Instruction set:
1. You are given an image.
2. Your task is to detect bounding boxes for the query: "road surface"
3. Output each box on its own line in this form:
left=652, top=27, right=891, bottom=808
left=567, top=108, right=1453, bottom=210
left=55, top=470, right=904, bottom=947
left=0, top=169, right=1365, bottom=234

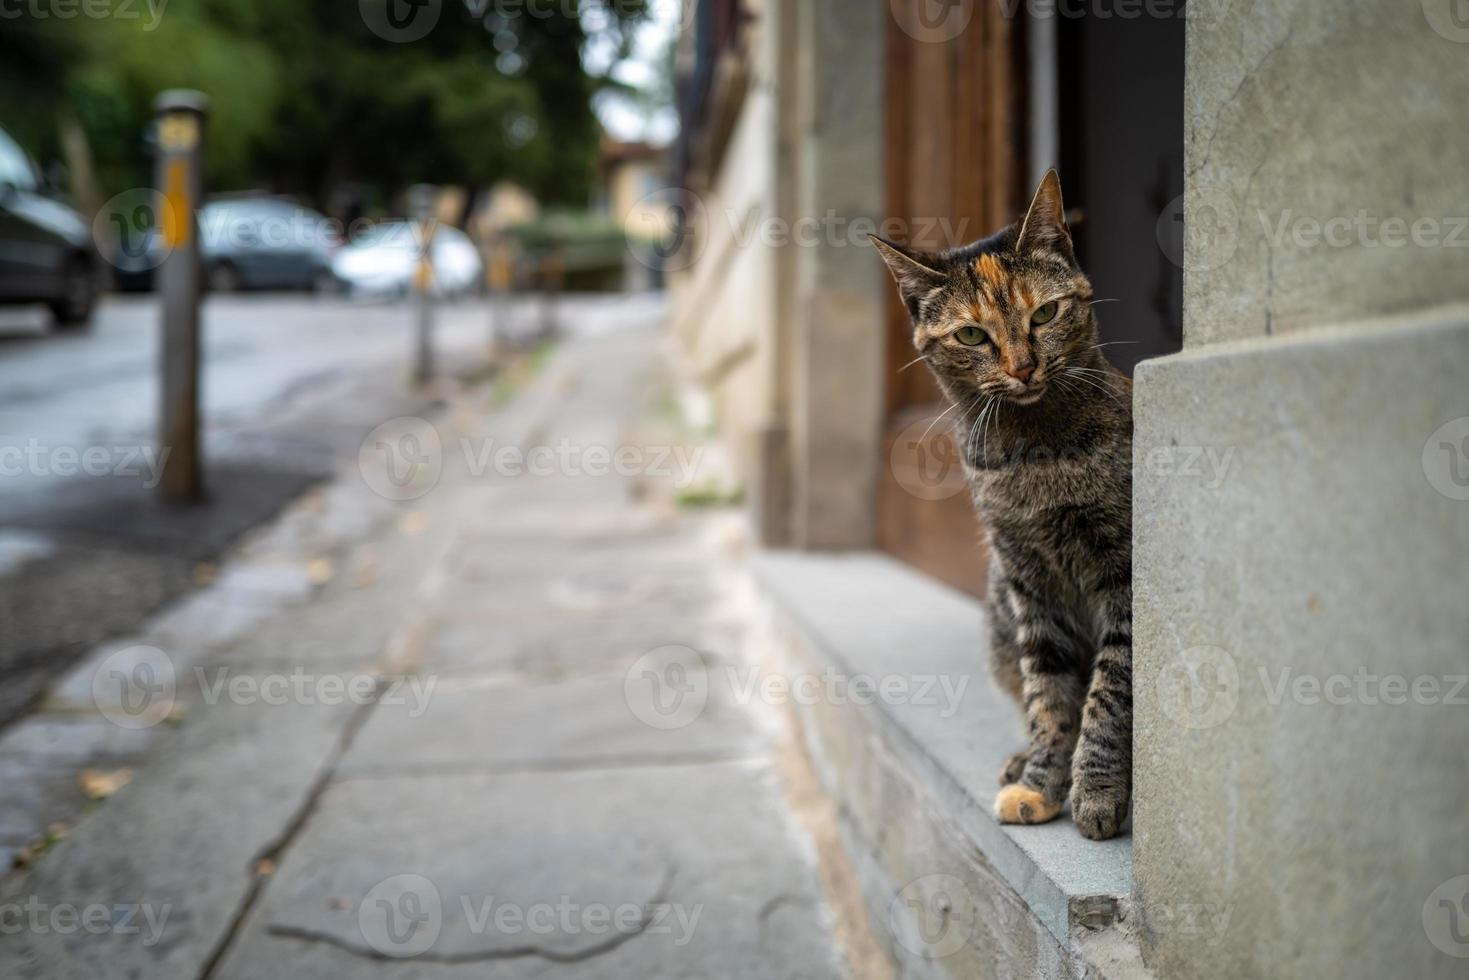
left=0, top=291, right=661, bottom=728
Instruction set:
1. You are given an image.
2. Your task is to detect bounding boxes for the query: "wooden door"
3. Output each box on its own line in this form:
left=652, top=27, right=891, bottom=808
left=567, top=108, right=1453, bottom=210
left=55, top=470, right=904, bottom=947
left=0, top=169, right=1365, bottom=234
left=876, top=0, right=1026, bottom=598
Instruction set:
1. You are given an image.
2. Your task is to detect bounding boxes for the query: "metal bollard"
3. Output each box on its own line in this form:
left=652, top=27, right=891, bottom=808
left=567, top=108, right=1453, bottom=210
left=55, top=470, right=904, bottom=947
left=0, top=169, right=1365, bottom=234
left=487, top=237, right=512, bottom=355
left=154, top=90, right=208, bottom=502
left=538, top=248, right=564, bottom=342
left=408, top=183, right=437, bottom=385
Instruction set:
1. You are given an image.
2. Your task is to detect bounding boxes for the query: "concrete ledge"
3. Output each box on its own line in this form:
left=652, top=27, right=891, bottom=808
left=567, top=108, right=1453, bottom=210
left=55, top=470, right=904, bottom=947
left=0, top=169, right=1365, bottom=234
left=754, top=552, right=1140, bottom=977
left=1132, top=306, right=1469, bottom=980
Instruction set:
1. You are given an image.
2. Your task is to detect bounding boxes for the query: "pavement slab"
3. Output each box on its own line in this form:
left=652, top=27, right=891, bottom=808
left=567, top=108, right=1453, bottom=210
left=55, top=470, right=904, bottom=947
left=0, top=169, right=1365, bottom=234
left=0, top=296, right=861, bottom=980
left=335, top=668, right=763, bottom=779
left=0, top=692, right=363, bottom=980
left=212, top=764, right=843, bottom=980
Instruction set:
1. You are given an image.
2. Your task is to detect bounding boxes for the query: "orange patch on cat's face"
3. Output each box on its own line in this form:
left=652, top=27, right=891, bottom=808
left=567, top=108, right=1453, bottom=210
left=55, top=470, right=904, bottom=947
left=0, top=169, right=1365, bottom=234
left=975, top=253, right=1005, bottom=288
left=1010, top=280, right=1036, bottom=312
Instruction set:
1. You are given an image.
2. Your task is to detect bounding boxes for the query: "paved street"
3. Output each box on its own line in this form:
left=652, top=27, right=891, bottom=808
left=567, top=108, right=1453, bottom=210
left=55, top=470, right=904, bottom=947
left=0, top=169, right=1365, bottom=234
left=0, top=298, right=870, bottom=978
left=0, top=293, right=556, bottom=726
left=0, top=293, right=513, bottom=513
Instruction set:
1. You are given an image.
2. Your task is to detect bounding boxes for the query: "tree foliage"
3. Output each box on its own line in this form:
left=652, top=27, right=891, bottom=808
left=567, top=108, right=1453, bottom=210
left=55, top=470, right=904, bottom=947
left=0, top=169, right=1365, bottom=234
left=0, top=0, right=649, bottom=210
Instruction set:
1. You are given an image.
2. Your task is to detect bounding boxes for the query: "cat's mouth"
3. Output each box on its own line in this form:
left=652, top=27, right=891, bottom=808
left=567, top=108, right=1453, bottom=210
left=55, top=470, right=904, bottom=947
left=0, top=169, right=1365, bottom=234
left=1007, top=386, right=1046, bottom=406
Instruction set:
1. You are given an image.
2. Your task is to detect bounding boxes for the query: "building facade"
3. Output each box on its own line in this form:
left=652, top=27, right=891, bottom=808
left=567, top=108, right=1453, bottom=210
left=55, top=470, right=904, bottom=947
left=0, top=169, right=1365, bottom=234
left=672, top=1, right=1469, bottom=976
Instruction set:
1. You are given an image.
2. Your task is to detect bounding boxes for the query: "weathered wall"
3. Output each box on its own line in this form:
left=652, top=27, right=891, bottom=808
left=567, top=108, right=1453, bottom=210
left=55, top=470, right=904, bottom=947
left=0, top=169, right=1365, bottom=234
left=667, top=0, right=886, bottom=549
left=1135, top=1, right=1469, bottom=975
left=666, top=17, right=780, bottom=515
left=1183, top=0, right=1469, bottom=346
left=785, top=0, right=886, bottom=549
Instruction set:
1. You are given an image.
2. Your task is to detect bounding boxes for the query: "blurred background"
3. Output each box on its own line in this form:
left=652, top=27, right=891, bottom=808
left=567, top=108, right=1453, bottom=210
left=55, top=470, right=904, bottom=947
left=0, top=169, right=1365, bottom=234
left=0, top=0, right=679, bottom=310
left=1, top=2, right=1467, bottom=978
left=0, top=0, right=683, bottom=724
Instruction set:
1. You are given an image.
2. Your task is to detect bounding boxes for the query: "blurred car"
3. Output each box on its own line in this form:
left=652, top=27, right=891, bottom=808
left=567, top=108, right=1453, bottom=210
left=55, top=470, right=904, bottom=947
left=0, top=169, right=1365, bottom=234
left=330, top=222, right=483, bottom=299
left=112, top=195, right=339, bottom=293
left=0, top=126, right=99, bottom=327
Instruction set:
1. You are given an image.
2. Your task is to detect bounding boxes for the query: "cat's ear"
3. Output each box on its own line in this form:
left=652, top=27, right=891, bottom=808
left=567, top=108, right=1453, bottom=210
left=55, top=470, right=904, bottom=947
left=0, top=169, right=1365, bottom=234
left=1016, top=168, right=1075, bottom=263
left=869, top=235, right=946, bottom=314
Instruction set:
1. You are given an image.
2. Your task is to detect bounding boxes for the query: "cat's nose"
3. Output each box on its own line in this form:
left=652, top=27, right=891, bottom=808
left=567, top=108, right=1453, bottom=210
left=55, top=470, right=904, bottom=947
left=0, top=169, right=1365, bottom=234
left=1005, top=359, right=1036, bottom=383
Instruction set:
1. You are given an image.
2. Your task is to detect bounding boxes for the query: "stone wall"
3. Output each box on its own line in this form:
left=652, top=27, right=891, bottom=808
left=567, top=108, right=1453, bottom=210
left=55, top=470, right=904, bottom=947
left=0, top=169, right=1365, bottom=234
left=1182, top=0, right=1469, bottom=346
left=1133, top=1, right=1469, bottom=975
left=667, top=0, right=886, bottom=550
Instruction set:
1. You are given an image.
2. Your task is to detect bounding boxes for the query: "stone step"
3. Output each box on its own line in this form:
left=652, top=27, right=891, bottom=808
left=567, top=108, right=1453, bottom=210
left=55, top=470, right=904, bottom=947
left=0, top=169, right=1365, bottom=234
left=755, top=551, right=1146, bottom=979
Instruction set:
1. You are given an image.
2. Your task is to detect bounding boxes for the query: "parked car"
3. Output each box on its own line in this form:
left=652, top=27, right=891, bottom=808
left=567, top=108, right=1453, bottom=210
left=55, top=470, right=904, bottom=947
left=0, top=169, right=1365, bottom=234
left=112, top=194, right=339, bottom=293
left=0, top=126, right=99, bottom=327
left=330, top=222, right=483, bottom=299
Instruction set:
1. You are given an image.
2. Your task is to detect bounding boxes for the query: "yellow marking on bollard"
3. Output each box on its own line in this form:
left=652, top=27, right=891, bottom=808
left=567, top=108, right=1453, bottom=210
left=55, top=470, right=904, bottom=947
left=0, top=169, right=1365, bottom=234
left=158, top=112, right=199, bottom=152
left=489, top=245, right=513, bottom=290
left=161, top=158, right=191, bottom=248
left=414, top=256, right=433, bottom=292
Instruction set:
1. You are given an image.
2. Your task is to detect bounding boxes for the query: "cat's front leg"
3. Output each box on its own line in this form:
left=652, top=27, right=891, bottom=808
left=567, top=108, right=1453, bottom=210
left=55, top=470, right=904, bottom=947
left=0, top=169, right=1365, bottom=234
left=993, top=613, right=1086, bottom=826
left=1070, top=586, right=1133, bottom=840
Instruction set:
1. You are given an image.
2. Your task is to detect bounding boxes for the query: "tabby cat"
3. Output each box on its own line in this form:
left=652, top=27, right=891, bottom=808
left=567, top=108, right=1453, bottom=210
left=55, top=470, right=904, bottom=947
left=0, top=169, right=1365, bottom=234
left=871, top=170, right=1132, bottom=840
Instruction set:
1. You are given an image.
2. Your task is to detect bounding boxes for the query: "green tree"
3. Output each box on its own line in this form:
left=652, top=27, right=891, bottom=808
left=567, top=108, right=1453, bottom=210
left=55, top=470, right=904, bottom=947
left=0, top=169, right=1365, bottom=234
left=0, top=0, right=650, bottom=212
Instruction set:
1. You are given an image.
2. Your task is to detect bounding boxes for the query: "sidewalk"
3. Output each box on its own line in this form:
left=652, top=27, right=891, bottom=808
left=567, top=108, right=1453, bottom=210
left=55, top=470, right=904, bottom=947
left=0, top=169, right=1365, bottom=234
left=0, top=298, right=873, bottom=979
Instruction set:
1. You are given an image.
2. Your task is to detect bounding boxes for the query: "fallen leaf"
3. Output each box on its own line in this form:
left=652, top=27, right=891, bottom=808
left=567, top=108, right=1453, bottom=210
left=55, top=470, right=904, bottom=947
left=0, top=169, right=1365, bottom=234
left=78, top=768, right=134, bottom=800
left=398, top=511, right=428, bottom=535
left=307, top=558, right=335, bottom=585
left=328, top=897, right=351, bottom=911
left=256, top=858, right=276, bottom=877
left=352, top=560, right=378, bottom=589
left=193, top=563, right=217, bottom=586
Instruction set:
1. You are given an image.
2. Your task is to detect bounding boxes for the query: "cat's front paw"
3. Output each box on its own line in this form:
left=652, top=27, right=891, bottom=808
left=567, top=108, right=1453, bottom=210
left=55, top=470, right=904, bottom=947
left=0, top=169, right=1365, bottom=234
left=998, top=748, right=1029, bottom=787
left=994, top=785, right=1062, bottom=825
left=1069, top=785, right=1130, bottom=840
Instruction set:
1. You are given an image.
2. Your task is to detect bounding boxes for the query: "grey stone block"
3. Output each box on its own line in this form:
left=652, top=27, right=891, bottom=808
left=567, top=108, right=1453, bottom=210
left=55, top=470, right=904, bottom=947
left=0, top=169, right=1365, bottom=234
left=1183, top=0, right=1469, bottom=346
left=1133, top=309, right=1469, bottom=979
left=754, top=552, right=1139, bottom=977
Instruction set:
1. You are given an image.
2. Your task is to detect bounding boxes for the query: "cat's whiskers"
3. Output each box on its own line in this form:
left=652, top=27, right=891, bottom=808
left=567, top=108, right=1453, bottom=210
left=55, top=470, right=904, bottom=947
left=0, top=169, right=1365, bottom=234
left=1062, top=367, right=1127, bottom=407
left=1089, top=298, right=1121, bottom=305
left=918, top=398, right=964, bottom=443
left=895, top=354, right=927, bottom=373
left=967, top=393, right=1000, bottom=462
left=984, top=397, right=1004, bottom=461
left=965, top=395, right=990, bottom=458
left=1066, top=365, right=1127, bottom=384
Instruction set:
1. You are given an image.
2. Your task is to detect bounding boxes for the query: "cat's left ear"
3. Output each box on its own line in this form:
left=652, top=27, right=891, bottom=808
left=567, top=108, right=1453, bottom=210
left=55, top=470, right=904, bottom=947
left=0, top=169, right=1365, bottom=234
left=869, top=235, right=947, bottom=317
left=1016, top=168, right=1075, bottom=263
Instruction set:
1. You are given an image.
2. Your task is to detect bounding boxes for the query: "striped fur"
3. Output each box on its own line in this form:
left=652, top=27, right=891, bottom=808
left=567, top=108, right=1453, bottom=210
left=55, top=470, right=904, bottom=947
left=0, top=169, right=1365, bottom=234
left=872, top=170, right=1133, bottom=840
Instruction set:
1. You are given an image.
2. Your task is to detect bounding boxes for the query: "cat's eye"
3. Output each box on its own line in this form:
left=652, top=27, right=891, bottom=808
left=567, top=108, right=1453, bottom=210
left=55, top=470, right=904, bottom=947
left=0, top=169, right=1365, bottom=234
left=955, top=325, right=987, bottom=346
left=1030, top=301, right=1059, bottom=326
